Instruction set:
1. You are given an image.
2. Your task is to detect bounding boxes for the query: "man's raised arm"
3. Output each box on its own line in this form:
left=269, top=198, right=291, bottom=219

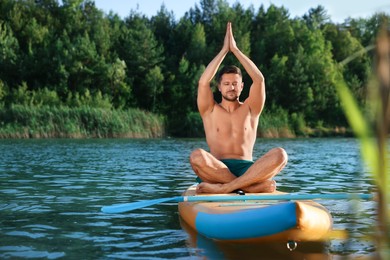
left=197, top=25, right=230, bottom=116
left=228, top=23, right=265, bottom=116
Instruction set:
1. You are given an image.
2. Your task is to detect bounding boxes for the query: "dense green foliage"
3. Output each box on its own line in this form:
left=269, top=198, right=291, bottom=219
left=0, top=0, right=389, bottom=137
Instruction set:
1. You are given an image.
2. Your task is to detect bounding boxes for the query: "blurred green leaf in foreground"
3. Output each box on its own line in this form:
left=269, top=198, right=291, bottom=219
left=336, top=23, right=390, bottom=259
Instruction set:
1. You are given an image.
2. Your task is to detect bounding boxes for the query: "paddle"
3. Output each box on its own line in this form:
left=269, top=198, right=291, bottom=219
left=101, top=193, right=374, bottom=214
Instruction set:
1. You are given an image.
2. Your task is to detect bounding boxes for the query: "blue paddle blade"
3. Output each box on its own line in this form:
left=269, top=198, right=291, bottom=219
left=101, top=197, right=179, bottom=214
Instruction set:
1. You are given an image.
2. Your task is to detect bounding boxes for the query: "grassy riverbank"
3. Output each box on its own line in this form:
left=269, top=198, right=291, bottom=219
left=0, top=105, right=165, bottom=138
left=258, top=109, right=351, bottom=138
left=0, top=105, right=351, bottom=139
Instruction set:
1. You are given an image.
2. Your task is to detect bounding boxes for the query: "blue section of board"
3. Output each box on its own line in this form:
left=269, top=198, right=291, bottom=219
left=195, top=201, right=297, bottom=240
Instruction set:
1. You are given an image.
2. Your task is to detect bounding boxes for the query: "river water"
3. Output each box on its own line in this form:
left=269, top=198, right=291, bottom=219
left=0, top=138, right=377, bottom=259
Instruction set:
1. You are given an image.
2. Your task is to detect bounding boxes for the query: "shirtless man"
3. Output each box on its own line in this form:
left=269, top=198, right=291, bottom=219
left=190, top=22, right=288, bottom=194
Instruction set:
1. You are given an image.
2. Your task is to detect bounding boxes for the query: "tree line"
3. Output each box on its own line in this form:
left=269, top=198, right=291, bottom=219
left=0, top=0, right=389, bottom=137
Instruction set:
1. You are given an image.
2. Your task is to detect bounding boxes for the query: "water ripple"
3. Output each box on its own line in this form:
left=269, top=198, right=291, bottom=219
left=0, top=138, right=377, bottom=258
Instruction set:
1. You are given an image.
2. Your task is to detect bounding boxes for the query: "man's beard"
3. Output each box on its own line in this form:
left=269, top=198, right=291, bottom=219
left=222, top=91, right=239, bottom=102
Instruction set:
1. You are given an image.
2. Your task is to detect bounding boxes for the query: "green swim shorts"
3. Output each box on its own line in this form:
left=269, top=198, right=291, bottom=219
left=196, top=158, right=254, bottom=183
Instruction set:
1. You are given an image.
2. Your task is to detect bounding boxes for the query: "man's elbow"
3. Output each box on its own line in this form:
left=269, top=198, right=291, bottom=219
left=252, top=74, right=264, bottom=86
left=257, top=73, right=265, bottom=83
left=198, top=78, right=210, bottom=87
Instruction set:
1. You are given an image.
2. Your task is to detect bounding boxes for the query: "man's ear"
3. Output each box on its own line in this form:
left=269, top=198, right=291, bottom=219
left=241, top=82, right=244, bottom=90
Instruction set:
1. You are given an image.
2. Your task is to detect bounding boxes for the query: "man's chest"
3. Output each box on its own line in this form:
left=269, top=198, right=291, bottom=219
left=205, top=108, right=257, bottom=136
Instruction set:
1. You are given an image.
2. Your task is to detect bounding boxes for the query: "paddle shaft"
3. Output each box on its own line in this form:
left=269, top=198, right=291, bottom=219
left=181, top=193, right=373, bottom=202
left=101, top=193, right=374, bottom=214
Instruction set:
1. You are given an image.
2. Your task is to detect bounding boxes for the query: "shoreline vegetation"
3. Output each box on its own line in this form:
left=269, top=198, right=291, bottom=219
left=0, top=1, right=387, bottom=140
left=0, top=105, right=164, bottom=139
left=0, top=1, right=383, bottom=139
left=0, top=105, right=351, bottom=139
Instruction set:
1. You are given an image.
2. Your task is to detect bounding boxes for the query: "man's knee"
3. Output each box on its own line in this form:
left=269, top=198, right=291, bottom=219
left=271, top=147, right=288, bottom=166
left=190, top=148, right=207, bottom=167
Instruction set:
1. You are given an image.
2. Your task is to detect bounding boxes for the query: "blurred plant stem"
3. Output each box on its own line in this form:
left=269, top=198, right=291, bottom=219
left=336, top=23, right=389, bottom=259
left=374, top=25, right=390, bottom=258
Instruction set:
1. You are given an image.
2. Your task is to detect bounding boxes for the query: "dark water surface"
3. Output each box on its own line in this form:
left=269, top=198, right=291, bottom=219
left=0, top=138, right=376, bottom=259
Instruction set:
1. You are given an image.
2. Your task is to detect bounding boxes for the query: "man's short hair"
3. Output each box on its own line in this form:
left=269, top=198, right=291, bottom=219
left=217, top=65, right=242, bottom=84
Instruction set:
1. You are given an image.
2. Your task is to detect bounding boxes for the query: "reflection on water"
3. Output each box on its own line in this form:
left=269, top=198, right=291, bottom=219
left=181, top=217, right=331, bottom=259
left=0, top=138, right=376, bottom=258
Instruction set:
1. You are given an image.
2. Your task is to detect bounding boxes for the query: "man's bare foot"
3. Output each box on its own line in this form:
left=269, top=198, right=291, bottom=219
left=242, top=179, right=277, bottom=193
left=196, top=183, right=227, bottom=194
left=196, top=180, right=277, bottom=194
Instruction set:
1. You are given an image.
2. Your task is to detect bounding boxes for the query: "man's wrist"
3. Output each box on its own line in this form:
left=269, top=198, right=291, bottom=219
left=231, top=48, right=240, bottom=55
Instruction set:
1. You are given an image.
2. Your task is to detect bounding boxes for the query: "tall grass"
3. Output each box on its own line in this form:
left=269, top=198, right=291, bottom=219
left=258, top=108, right=295, bottom=138
left=0, top=105, right=165, bottom=138
left=257, top=107, right=344, bottom=138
